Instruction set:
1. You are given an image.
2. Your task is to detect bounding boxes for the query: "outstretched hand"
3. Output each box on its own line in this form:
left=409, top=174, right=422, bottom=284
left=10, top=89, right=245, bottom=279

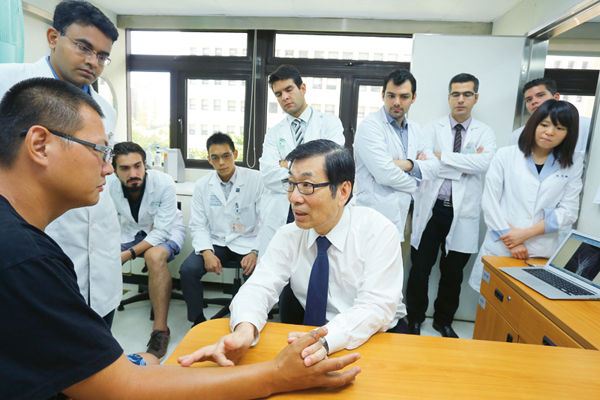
left=178, top=323, right=256, bottom=367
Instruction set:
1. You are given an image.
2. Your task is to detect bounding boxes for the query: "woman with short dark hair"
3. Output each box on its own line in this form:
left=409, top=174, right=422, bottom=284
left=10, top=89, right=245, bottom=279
left=469, top=100, right=583, bottom=292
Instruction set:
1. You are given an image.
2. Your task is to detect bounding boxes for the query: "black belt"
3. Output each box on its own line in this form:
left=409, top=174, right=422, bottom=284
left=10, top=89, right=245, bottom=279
left=436, top=198, right=453, bottom=208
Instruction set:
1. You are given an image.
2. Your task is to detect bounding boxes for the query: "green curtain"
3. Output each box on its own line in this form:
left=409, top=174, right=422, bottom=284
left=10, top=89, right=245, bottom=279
left=0, top=0, right=25, bottom=63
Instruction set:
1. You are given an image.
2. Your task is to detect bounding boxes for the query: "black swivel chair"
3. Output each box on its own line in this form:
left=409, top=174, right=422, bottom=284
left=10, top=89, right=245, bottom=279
left=204, top=260, right=243, bottom=319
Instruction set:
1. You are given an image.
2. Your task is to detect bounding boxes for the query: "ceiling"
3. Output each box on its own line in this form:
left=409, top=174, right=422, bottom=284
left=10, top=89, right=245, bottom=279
left=92, top=0, right=522, bottom=22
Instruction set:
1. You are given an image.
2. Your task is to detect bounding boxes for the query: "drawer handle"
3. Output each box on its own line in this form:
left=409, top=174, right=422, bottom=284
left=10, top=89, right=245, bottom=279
left=494, top=288, right=504, bottom=302
left=542, top=336, right=557, bottom=346
left=506, top=333, right=513, bottom=343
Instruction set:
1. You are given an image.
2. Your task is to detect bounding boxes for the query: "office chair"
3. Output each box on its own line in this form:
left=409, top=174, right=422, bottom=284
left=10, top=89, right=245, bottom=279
left=118, top=261, right=185, bottom=320
left=204, top=259, right=243, bottom=319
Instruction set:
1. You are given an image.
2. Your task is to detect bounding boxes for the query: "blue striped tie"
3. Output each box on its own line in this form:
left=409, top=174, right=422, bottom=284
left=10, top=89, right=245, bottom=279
left=303, top=236, right=332, bottom=326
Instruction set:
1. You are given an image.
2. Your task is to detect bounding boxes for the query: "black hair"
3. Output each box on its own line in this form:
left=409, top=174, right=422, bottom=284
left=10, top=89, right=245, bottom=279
left=206, top=132, right=235, bottom=153
left=523, top=77, right=558, bottom=96
left=268, top=64, right=303, bottom=89
left=0, top=77, right=103, bottom=168
left=112, top=141, right=146, bottom=169
left=382, top=69, right=416, bottom=95
left=518, top=99, right=579, bottom=168
left=449, top=73, right=479, bottom=93
left=286, top=139, right=354, bottom=204
left=54, top=0, right=118, bottom=42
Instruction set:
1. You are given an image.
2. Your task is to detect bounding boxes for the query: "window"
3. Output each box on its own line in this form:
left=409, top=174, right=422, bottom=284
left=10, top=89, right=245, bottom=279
left=186, top=79, right=246, bottom=161
left=130, top=71, right=170, bottom=150
left=128, top=30, right=411, bottom=167
left=130, top=31, right=247, bottom=56
left=275, top=33, right=412, bottom=61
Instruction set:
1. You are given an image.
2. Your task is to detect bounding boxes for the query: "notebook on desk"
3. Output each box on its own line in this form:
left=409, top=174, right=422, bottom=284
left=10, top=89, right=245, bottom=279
left=499, top=230, right=600, bottom=300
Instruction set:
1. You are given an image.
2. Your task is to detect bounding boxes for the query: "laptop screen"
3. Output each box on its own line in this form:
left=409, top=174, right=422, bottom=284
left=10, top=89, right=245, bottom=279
left=550, top=232, right=600, bottom=286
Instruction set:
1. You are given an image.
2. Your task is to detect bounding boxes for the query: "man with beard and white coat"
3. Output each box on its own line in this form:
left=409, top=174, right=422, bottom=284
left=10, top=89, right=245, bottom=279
left=0, top=0, right=122, bottom=326
left=407, top=73, right=496, bottom=338
left=258, top=64, right=344, bottom=255
left=354, top=69, right=437, bottom=247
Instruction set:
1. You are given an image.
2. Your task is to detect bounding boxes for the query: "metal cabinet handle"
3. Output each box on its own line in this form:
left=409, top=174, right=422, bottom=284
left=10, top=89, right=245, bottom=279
left=542, top=335, right=557, bottom=346
left=494, top=288, right=504, bottom=302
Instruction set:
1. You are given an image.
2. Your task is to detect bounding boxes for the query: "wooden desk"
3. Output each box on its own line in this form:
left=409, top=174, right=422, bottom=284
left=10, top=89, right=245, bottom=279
left=166, top=319, right=600, bottom=399
left=474, top=256, right=600, bottom=349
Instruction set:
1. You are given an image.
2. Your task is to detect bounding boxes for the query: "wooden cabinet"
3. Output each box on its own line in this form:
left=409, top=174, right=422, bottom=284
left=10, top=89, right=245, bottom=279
left=474, top=256, right=600, bottom=350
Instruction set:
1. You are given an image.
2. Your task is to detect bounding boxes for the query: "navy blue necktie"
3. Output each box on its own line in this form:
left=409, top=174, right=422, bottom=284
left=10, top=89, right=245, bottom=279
left=303, top=236, right=332, bottom=326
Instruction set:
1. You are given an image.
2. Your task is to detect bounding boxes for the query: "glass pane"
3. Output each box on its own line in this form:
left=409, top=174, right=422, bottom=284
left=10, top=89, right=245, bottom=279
left=130, top=31, right=247, bottom=56
left=130, top=71, right=170, bottom=151
left=357, top=84, right=382, bottom=128
left=275, top=34, right=412, bottom=62
left=266, top=77, right=341, bottom=130
left=561, top=95, right=595, bottom=119
left=186, top=79, right=246, bottom=161
left=546, top=55, right=600, bottom=70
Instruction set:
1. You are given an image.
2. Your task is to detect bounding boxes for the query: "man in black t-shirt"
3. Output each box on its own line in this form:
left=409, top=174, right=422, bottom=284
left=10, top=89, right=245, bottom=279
left=0, top=78, right=360, bottom=399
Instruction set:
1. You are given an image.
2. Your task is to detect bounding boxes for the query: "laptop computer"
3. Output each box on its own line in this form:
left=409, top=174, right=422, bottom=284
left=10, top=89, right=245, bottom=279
left=499, top=230, right=600, bottom=300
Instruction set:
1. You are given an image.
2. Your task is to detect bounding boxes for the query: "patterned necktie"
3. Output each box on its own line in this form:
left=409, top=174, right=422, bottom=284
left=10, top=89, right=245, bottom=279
left=303, top=236, right=332, bottom=326
left=291, top=118, right=304, bottom=146
left=454, top=124, right=463, bottom=153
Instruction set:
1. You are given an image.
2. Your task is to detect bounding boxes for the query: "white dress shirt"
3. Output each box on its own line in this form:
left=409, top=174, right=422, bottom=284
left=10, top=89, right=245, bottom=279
left=230, top=205, right=406, bottom=354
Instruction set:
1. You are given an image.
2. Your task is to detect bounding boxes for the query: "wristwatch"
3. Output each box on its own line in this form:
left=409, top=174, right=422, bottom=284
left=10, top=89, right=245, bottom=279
left=128, top=247, right=136, bottom=260
left=320, top=337, right=329, bottom=354
left=250, top=249, right=259, bottom=256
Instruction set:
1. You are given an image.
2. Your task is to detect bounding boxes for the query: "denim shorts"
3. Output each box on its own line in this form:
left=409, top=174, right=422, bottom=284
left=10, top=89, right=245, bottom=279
left=121, top=231, right=181, bottom=262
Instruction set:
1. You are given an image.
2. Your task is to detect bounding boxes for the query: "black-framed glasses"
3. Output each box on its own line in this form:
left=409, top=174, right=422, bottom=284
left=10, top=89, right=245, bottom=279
left=20, top=128, right=113, bottom=163
left=282, top=178, right=331, bottom=195
left=449, top=91, right=475, bottom=98
left=63, top=35, right=111, bottom=66
left=209, top=152, right=233, bottom=162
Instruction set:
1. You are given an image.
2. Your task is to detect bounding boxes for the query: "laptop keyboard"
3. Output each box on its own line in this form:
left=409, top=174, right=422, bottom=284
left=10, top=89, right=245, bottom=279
left=524, top=269, right=594, bottom=296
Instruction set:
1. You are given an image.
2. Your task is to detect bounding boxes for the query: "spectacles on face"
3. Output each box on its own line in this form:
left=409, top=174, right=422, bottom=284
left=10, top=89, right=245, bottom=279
left=449, top=91, right=475, bottom=98
left=209, top=152, right=233, bottom=162
left=20, top=128, right=114, bottom=163
left=63, top=35, right=111, bottom=66
left=282, top=178, right=331, bottom=195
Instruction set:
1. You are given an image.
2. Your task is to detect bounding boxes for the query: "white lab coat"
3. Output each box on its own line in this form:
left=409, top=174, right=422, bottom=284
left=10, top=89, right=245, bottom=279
left=0, top=57, right=122, bottom=317
left=257, top=106, right=344, bottom=254
left=511, top=116, right=591, bottom=154
left=468, top=145, right=583, bottom=292
left=190, top=167, right=264, bottom=255
left=411, top=117, right=497, bottom=254
left=107, top=169, right=183, bottom=246
left=353, top=107, right=437, bottom=240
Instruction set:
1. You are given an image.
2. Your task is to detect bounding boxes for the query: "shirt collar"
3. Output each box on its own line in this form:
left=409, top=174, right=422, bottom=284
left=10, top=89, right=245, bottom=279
left=46, top=56, right=91, bottom=95
left=306, top=206, right=349, bottom=253
left=218, top=167, right=237, bottom=185
left=286, top=105, right=312, bottom=125
left=384, top=108, right=408, bottom=130
left=450, top=115, right=472, bottom=131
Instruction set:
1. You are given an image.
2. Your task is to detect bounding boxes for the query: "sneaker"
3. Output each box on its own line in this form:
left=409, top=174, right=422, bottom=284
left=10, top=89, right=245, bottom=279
left=146, top=328, right=170, bottom=359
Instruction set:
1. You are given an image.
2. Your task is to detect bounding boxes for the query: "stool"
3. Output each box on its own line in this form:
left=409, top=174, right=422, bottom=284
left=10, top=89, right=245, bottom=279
left=204, top=260, right=243, bottom=319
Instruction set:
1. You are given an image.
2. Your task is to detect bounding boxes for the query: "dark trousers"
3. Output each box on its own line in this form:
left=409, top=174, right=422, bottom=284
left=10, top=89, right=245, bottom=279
left=179, top=245, right=249, bottom=322
left=103, top=309, right=115, bottom=329
left=406, top=200, right=471, bottom=326
left=279, top=283, right=409, bottom=334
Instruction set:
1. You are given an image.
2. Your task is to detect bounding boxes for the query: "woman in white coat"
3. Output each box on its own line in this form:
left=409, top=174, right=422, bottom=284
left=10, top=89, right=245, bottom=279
left=469, top=100, right=583, bottom=292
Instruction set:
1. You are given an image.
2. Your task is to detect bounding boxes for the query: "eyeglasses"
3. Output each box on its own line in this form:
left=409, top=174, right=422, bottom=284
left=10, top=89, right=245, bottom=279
left=449, top=91, right=475, bottom=98
left=20, top=128, right=114, bottom=163
left=209, top=152, right=233, bottom=162
left=282, top=178, right=331, bottom=195
left=63, top=35, right=111, bottom=66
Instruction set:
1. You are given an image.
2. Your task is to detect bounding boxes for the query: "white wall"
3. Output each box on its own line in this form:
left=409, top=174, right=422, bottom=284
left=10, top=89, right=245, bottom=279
left=408, top=34, right=527, bottom=322
left=577, top=103, right=600, bottom=238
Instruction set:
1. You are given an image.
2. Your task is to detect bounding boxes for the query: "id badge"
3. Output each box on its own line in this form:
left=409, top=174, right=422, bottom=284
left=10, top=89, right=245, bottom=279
left=232, top=223, right=246, bottom=233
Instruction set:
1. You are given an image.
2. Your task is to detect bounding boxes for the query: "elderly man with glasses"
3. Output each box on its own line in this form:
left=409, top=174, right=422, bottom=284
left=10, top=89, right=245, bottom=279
left=0, top=0, right=123, bottom=328
left=179, top=132, right=264, bottom=326
left=177, top=139, right=409, bottom=371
